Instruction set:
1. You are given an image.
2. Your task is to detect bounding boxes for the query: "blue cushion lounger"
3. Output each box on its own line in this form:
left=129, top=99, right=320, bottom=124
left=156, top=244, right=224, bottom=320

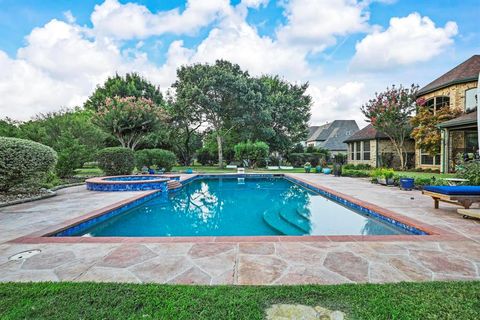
left=423, top=186, right=480, bottom=195
left=422, top=185, right=480, bottom=209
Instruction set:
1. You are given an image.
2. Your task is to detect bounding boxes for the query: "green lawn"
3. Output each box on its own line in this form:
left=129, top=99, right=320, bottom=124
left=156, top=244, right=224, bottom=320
left=394, top=171, right=455, bottom=179
left=0, top=282, right=479, bottom=319
left=172, top=165, right=306, bottom=173
left=74, top=167, right=104, bottom=177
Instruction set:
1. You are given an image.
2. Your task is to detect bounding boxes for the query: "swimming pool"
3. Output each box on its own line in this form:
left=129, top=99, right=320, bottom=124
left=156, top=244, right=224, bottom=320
left=57, top=176, right=423, bottom=237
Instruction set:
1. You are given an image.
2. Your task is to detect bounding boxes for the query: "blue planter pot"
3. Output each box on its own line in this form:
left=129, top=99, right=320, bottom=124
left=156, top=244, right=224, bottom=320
left=315, top=166, right=322, bottom=173
left=399, top=178, right=414, bottom=190
left=304, top=167, right=311, bottom=173
left=322, top=168, right=332, bottom=174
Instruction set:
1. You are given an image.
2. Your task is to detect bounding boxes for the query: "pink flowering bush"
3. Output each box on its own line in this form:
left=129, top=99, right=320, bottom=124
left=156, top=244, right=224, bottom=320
left=94, top=96, right=168, bottom=150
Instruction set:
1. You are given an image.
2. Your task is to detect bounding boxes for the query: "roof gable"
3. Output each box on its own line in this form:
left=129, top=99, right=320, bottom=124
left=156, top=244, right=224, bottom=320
left=307, top=120, right=359, bottom=150
left=418, top=55, right=480, bottom=95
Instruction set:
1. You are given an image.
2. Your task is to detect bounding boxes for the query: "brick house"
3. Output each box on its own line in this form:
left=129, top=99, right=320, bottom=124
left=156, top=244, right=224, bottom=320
left=416, top=55, right=479, bottom=172
left=343, top=124, right=415, bottom=168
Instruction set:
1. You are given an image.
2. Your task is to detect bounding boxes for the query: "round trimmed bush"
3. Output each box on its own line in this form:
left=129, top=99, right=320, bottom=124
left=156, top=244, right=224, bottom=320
left=96, top=147, right=135, bottom=176
left=0, top=137, right=57, bottom=192
left=135, top=149, right=177, bottom=171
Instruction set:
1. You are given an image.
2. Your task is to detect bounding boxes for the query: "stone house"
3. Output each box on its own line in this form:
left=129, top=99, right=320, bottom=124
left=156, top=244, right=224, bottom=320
left=305, top=120, right=359, bottom=155
left=416, top=55, right=479, bottom=172
left=343, top=124, right=416, bottom=168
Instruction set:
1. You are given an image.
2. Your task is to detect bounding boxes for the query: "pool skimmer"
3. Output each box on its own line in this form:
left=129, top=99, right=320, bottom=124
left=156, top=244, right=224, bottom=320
left=9, top=249, right=41, bottom=261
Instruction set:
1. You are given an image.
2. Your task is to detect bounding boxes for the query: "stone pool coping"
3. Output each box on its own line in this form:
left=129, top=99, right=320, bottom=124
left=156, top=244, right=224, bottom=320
left=10, top=173, right=464, bottom=244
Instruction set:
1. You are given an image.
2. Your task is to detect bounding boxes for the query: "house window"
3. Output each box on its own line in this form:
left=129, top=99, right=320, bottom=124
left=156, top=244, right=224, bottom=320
left=355, top=141, right=361, bottom=160
left=363, top=141, right=371, bottom=161
left=420, top=150, right=441, bottom=165
left=425, top=96, right=450, bottom=113
left=349, top=144, right=355, bottom=160
left=465, top=88, right=477, bottom=112
left=465, top=132, right=478, bottom=153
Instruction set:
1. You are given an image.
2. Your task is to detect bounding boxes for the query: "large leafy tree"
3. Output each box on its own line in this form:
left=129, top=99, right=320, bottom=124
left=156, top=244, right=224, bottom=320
left=84, top=73, right=164, bottom=111
left=93, top=96, right=168, bottom=150
left=411, top=102, right=462, bottom=156
left=173, top=60, right=254, bottom=168
left=258, top=75, right=311, bottom=153
left=361, top=84, right=418, bottom=169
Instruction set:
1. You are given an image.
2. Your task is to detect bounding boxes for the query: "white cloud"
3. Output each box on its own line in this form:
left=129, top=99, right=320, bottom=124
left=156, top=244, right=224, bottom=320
left=351, top=12, right=458, bottom=70
left=277, top=0, right=370, bottom=53
left=91, top=0, right=230, bottom=39
left=307, top=81, right=369, bottom=126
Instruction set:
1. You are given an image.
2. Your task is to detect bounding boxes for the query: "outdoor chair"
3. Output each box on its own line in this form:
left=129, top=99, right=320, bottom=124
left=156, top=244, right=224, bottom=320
left=422, top=185, right=480, bottom=209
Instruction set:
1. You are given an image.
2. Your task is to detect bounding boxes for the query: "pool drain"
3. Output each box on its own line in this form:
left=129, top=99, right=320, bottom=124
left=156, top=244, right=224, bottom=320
left=9, top=249, right=41, bottom=261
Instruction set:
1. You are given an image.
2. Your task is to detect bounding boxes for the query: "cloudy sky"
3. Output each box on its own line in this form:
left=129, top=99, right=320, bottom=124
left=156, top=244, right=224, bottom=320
left=0, top=0, right=478, bottom=126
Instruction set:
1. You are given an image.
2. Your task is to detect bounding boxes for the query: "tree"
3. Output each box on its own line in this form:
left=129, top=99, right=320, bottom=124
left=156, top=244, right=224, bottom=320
left=411, top=101, right=462, bottom=156
left=361, top=85, right=418, bottom=169
left=258, top=76, right=311, bottom=153
left=173, top=60, right=253, bottom=168
left=93, top=96, right=168, bottom=150
left=84, top=73, right=164, bottom=111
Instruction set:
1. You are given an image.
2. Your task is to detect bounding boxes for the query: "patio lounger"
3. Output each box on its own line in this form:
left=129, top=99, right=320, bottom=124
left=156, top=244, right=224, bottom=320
left=226, top=165, right=237, bottom=169
left=422, top=186, right=480, bottom=209
left=267, top=166, right=280, bottom=170
left=280, top=166, right=294, bottom=170
left=457, top=208, right=480, bottom=219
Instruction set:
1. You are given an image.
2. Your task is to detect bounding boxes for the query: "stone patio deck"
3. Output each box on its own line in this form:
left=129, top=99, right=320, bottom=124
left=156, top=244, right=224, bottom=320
left=1, top=174, right=479, bottom=284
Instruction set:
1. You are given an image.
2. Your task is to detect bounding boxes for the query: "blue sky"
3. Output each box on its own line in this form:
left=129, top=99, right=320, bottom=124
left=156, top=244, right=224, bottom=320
left=0, top=0, right=478, bottom=125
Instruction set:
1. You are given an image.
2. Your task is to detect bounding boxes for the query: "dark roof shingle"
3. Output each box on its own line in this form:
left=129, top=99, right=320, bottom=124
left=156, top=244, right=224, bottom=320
left=343, top=124, right=389, bottom=142
left=307, top=120, right=359, bottom=151
left=418, top=55, right=480, bottom=95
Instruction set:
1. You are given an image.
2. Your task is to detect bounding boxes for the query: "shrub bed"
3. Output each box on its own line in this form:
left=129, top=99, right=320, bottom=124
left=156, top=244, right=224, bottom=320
left=135, top=149, right=177, bottom=171
left=96, top=147, right=135, bottom=176
left=0, top=137, right=57, bottom=192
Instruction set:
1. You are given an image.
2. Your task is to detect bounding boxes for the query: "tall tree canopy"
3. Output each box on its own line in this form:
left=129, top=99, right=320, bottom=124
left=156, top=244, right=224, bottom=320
left=361, top=84, right=418, bottom=169
left=173, top=60, right=255, bottom=167
left=84, top=73, right=164, bottom=111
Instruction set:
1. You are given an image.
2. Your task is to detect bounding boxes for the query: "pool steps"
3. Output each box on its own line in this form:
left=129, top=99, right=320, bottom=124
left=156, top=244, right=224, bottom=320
left=279, top=210, right=311, bottom=233
left=167, top=180, right=182, bottom=190
left=263, top=209, right=305, bottom=235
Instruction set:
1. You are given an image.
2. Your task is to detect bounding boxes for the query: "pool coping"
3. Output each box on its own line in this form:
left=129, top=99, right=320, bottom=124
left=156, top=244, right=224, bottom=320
left=10, top=173, right=464, bottom=244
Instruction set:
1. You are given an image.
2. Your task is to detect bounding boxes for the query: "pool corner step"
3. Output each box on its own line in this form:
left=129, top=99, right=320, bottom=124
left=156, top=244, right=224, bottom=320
left=263, top=210, right=305, bottom=236
left=279, top=211, right=311, bottom=233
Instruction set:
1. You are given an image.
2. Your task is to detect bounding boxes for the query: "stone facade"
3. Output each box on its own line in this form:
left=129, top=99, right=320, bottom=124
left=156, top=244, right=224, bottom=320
left=415, top=80, right=478, bottom=171
left=347, top=139, right=415, bottom=169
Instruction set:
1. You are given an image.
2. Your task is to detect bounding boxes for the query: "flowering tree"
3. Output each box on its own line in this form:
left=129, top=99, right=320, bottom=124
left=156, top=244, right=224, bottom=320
left=361, top=84, right=418, bottom=169
left=411, top=99, right=462, bottom=156
left=94, top=96, right=168, bottom=150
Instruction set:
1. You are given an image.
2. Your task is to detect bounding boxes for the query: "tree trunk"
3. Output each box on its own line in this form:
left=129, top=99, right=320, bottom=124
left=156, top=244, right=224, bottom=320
left=216, top=134, right=224, bottom=168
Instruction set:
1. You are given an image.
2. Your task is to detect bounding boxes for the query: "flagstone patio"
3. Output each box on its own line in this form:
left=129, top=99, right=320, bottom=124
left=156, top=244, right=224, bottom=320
left=1, top=174, right=479, bottom=284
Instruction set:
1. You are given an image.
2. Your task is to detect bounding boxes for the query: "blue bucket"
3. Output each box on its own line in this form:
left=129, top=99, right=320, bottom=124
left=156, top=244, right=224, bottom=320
left=399, top=178, right=414, bottom=190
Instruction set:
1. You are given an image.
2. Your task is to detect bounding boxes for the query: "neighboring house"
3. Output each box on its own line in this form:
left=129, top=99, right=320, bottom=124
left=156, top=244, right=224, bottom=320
left=305, top=120, right=359, bottom=155
left=343, top=124, right=416, bottom=168
left=416, top=55, right=479, bottom=173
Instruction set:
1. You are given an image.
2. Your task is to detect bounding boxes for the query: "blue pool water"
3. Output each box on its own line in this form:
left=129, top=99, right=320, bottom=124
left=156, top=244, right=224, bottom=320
left=74, top=177, right=411, bottom=237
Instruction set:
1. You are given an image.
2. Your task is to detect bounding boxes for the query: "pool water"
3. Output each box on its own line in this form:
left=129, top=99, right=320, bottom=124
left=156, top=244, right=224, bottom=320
left=76, top=177, right=409, bottom=237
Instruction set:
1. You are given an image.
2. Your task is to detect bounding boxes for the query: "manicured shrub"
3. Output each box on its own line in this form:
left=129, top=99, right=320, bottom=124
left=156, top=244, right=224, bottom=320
left=341, top=169, right=371, bottom=178
left=96, top=147, right=135, bottom=176
left=135, top=149, right=177, bottom=171
left=456, top=160, right=480, bottom=185
left=234, top=141, right=269, bottom=168
left=0, top=137, right=57, bottom=192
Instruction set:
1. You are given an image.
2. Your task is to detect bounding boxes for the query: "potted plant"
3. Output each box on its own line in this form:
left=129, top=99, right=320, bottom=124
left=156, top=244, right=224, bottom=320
left=304, top=162, right=312, bottom=173
left=377, top=168, right=395, bottom=185
left=315, top=165, right=322, bottom=173
left=399, top=177, right=415, bottom=190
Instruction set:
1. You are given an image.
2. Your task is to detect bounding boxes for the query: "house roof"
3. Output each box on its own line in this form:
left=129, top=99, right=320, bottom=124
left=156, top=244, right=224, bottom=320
left=306, top=120, right=359, bottom=151
left=418, top=55, right=480, bottom=96
left=343, top=124, right=389, bottom=142
left=437, top=111, right=478, bottom=128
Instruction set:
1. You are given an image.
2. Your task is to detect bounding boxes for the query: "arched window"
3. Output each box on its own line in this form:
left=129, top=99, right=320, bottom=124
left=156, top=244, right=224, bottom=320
left=465, top=88, right=477, bottom=112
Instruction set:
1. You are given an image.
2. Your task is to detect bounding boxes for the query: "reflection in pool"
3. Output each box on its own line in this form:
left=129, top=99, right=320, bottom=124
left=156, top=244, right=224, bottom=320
left=74, top=177, right=411, bottom=237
